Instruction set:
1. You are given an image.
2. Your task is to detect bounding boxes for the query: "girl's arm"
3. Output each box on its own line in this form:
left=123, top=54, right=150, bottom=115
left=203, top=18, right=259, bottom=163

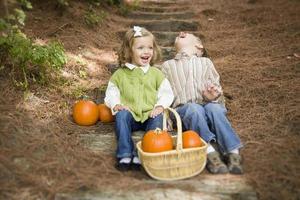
left=155, top=78, right=174, bottom=108
left=150, top=79, right=174, bottom=118
left=104, top=81, right=123, bottom=115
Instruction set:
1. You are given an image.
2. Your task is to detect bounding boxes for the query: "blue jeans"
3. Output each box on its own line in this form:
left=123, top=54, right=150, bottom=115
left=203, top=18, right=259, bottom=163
left=115, top=110, right=163, bottom=158
left=176, top=103, right=243, bottom=154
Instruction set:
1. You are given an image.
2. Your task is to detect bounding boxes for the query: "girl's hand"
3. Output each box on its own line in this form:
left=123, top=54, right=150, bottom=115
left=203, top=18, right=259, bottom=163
left=203, top=83, right=221, bottom=101
left=150, top=106, right=164, bottom=118
left=113, top=104, right=130, bottom=112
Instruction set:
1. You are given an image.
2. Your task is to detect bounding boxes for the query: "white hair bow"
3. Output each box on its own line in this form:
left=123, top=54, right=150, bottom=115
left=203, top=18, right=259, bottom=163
left=133, top=26, right=142, bottom=37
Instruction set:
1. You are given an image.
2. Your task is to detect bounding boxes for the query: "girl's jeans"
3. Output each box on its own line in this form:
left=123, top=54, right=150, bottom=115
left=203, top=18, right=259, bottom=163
left=176, top=102, right=243, bottom=154
left=115, top=110, right=163, bottom=159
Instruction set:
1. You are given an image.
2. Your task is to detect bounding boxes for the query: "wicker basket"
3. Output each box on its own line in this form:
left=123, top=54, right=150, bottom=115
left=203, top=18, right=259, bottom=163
left=136, top=107, right=207, bottom=181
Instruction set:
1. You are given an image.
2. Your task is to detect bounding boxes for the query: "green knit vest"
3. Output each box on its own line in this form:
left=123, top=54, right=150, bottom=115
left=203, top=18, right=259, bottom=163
left=110, top=67, right=165, bottom=122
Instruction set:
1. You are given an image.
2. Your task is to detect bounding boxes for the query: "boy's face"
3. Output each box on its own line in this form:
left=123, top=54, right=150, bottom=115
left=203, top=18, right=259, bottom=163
left=174, top=32, right=203, bottom=52
left=131, top=35, right=153, bottom=66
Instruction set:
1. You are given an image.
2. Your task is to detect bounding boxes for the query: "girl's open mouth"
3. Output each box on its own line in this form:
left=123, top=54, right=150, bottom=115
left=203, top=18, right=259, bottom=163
left=141, top=56, right=150, bottom=64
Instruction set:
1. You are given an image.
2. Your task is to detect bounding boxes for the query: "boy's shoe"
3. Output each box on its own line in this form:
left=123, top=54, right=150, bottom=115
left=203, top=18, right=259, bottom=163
left=206, top=151, right=228, bottom=174
left=226, top=153, right=243, bottom=174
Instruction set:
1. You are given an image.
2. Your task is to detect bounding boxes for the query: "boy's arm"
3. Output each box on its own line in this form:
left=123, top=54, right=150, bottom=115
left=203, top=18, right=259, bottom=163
left=207, top=58, right=222, bottom=89
left=203, top=58, right=223, bottom=102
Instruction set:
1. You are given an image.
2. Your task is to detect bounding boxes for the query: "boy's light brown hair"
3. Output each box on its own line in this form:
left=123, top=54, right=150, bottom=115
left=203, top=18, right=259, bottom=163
left=118, top=27, right=162, bottom=66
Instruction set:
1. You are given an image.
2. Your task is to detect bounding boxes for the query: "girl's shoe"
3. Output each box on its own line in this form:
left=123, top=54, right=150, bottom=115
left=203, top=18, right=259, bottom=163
left=226, top=153, right=243, bottom=174
left=131, top=156, right=141, bottom=171
left=206, top=151, right=228, bottom=174
left=115, top=158, right=131, bottom=172
left=131, top=163, right=141, bottom=171
left=115, top=162, right=131, bottom=171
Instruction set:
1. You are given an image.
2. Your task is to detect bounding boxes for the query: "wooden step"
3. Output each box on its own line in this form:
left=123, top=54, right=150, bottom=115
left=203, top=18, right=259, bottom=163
left=155, top=31, right=205, bottom=46
left=105, top=47, right=175, bottom=74
left=67, top=132, right=258, bottom=200
left=139, top=1, right=187, bottom=8
left=161, top=46, right=176, bottom=60
left=79, top=133, right=142, bottom=154
left=129, top=20, right=199, bottom=32
left=55, top=175, right=258, bottom=200
left=136, top=5, right=191, bottom=13
left=127, top=11, right=194, bottom=20
left=116, top=31, right=205, bottom=47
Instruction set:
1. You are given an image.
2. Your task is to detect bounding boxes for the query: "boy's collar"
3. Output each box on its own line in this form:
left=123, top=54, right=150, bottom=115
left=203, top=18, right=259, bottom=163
left=174, top=51, right=199, bottom=60
left=125, top=63, right=150, bottom=74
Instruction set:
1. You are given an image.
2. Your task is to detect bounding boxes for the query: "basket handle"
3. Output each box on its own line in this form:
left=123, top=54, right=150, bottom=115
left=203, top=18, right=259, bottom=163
left=163, top=107, right=183, bottom=151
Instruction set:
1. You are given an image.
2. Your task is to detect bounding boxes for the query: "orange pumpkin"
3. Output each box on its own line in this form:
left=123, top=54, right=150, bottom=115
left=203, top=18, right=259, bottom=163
left=182, top=130, right=204, bottom=148
left=142, top=128, right=173, bottom=153
left=98, top=104, right=114, bottom=123
left=73, top=100, right=99, bottom=126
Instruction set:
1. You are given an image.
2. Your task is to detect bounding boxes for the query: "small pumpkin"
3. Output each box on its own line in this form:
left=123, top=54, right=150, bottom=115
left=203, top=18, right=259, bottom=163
left=73, top=100, right=99, bottom=126
left=142, top=128, right=173, bottom=153
left=98, top=104, right=114, bottom=123
left=182, top=130, right=204, bottom=148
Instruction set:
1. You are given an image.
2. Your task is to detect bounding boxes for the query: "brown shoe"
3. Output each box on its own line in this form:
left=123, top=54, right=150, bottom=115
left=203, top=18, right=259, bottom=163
left=227, top=153, right=243, bottom=174
left=206, top=151, right=228, bottom=174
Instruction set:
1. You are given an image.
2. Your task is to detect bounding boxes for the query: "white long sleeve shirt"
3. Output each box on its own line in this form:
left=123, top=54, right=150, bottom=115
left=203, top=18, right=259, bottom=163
left=104, top=63, right=174, bottom=115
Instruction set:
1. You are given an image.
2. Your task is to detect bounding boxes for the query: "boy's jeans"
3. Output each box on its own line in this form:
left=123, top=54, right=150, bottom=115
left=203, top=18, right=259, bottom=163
left=115, top=110, right=163, bottom=159
left=176, top=102, right=243, bottom=154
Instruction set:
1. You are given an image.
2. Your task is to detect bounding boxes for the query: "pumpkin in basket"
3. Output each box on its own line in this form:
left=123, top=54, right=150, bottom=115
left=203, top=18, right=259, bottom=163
left=142, top=128, right=173, bottom=153
left=73, top=100, right=99, bottom=126
left=98, top=104, right=114, bottom=123
left=182, top=130, right=204, bottom=148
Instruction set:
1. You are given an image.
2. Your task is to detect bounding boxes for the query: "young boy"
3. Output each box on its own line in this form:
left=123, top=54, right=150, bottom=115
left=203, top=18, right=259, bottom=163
left=161, top=32, right=243, bottom=174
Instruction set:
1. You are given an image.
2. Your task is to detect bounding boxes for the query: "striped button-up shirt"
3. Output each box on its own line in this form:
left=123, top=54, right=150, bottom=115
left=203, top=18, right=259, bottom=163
left=161, top=52, right=225, bottom=108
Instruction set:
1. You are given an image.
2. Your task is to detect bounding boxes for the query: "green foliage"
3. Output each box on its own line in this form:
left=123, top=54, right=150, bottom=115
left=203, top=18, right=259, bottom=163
left=79, top=70, right=87, bottom=79
left=87, top=0, right=121, bottom=6
left=6, top=9, right=26, bottom=26
left=118, top=0, right=140, bottom=16
left=87, top=0, right=101, bottom=6
left=17, top=0, right=33, bottom=10
left=84, top=7, right=107, bottom=27
left=0, top=24, right=67, bottom=90
left=105, top=0, right=121, bottom=6
left=71, top=86, right=88, bottom=99
left=57, top=0, right=69, bottom=7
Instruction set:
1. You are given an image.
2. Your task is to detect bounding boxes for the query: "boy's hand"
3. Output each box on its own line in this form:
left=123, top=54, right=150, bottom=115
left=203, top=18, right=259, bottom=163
left=113, top=104, right=130, bottom=112
left=203, top=84, right=221, bottom=101
left=150, top=106, right=164, bottom=118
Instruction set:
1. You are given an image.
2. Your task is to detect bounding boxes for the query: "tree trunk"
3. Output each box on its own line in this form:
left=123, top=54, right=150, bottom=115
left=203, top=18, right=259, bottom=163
left=0, top=0, right=9, bottom=17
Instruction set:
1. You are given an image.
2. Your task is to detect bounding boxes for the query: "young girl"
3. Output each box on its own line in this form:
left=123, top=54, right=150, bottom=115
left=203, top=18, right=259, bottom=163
left=104, top=26, right=174, bottom=171
left=162, top=32, right=243, bottom=174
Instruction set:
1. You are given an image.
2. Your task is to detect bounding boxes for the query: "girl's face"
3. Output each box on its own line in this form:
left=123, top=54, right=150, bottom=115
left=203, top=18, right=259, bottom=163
left=131, top=35, right=154, bottom=66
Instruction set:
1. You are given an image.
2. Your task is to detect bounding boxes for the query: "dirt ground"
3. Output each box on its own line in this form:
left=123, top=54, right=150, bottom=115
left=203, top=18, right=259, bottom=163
left=0, top=0, right=299, bottom=200
left=195, top=0, right=300, bottom=198
left=195, top=1, right=300, bottom=199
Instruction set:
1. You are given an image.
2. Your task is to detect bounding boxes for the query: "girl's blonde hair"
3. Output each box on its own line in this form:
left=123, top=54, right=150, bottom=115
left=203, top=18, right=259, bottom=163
left=118, top=27, right=162, bottom=66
